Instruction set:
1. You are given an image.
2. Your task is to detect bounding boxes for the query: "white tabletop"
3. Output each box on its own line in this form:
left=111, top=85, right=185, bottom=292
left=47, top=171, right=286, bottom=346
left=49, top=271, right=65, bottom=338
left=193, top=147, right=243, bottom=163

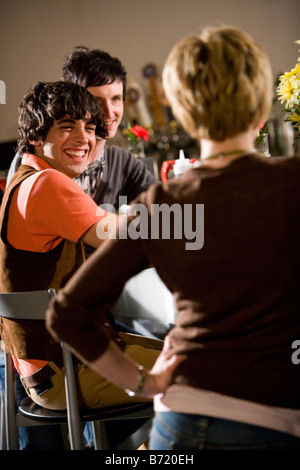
left=112, top=267, right=177, bottom=325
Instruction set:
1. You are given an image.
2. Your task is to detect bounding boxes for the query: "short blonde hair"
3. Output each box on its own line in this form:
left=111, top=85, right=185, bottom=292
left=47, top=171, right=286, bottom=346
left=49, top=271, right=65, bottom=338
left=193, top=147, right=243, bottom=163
left=162, top=25, right=273, bottom=141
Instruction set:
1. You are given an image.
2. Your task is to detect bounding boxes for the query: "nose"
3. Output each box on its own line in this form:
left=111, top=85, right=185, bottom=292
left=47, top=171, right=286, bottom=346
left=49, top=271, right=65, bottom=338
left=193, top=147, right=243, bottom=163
left=103, top=100, right=114, bottom=119
left=74, top=126, right=89, bottom=144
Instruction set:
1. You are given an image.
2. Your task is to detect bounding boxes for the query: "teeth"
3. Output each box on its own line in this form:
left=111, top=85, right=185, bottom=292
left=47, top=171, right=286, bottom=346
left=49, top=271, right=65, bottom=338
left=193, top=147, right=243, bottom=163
left=65, top=150, right=86, bottom=158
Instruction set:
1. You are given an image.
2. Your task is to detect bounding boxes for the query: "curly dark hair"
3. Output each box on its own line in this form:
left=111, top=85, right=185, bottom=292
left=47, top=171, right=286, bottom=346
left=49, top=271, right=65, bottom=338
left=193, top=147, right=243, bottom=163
left=62, top=46, right=127, bottom=98
left=17, top=81, right=108, bottom=154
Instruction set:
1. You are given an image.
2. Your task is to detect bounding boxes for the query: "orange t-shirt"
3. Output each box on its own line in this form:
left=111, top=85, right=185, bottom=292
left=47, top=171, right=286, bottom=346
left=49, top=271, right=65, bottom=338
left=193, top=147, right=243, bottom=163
left=7, top=154, right=106, bottom=377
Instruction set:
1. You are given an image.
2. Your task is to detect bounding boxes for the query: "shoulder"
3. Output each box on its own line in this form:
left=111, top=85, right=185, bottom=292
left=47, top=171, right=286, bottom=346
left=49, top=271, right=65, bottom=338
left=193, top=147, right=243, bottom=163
left=105, top=145, right=138, bottom=167
left=105, top=145, right=153, bottom=171
left=252, top=154, right=300, bottom=181
left=105, top=145, right=157, bottom=183
left=272, top=154, right=300, bottom=168
left=31, top=168, right=79, bottom=188
left=25, top=168, right=89, bottom=202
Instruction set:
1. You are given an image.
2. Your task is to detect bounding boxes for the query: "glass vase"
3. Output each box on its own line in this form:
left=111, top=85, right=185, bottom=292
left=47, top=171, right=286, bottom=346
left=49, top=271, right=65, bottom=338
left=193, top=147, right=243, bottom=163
left=128, top=139, right=145, bottom=158
left=254, top=133, right=271, bottom=157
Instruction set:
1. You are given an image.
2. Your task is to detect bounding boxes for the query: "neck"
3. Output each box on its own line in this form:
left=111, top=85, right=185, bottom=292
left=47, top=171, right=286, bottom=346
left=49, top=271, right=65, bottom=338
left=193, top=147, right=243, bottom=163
left=89, top=138, right=106, bottom=164
left=200, top=129, right=256, bottom=165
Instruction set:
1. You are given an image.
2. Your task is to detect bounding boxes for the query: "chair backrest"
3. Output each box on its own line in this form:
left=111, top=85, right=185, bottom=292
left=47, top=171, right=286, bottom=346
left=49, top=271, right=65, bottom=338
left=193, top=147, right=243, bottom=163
left=0, top=288, right=56, bottom=321
left=0, top=289, right=84, bottom=450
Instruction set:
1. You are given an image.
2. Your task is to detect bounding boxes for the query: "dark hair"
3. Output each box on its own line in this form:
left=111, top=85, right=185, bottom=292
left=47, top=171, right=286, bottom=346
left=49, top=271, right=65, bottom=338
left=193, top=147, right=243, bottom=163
left=62, top=46, right=127, bottom=98
left=17, top=81, right=108, bottom=154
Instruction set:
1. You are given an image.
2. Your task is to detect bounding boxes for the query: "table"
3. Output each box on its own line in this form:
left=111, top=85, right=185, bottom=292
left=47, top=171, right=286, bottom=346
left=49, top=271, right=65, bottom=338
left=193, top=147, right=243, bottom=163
left=112, top=267, right=177, bottom=326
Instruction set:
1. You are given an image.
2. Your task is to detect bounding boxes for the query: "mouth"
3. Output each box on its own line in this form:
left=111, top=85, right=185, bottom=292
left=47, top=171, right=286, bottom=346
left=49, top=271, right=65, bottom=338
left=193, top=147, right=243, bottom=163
left=106, top=120, right=116, bottom=131
left=64, top=149, right=88, bottom=160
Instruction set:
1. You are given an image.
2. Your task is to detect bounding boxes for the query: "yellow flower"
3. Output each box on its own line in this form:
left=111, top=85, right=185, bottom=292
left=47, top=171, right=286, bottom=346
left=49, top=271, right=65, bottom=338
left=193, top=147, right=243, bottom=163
left=277, top=64, right=300, bottom=109
left=276, top=40, right=300, bottom=142
left=290, top=111, right=300, bottom=130
left=277, top=76, right=296, bottom=109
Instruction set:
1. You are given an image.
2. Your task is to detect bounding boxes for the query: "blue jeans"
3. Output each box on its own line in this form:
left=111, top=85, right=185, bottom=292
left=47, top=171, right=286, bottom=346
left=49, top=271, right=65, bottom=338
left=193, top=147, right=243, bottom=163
left=150, top=412, right=300, bottom=450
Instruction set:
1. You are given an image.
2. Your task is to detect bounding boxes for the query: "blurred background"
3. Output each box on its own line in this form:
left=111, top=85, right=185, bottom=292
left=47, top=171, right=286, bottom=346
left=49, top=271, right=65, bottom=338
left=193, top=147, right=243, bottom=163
left=1, top=0, right=299, bottom=174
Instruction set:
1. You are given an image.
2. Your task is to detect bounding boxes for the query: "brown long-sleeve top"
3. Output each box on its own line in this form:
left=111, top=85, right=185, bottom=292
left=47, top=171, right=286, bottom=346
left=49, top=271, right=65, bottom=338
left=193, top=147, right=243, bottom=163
left=46, top=153, right=300, bottom=409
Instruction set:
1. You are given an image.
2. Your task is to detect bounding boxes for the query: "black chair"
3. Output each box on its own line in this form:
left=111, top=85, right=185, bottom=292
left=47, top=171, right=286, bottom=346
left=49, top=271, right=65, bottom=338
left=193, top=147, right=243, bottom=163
left=0, top=289, right=153, bottom=450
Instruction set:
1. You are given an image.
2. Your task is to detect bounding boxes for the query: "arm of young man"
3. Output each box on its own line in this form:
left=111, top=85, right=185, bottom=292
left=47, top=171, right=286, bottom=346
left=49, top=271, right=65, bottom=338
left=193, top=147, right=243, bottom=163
left=81, top=211, right=119, bottom=248
left=7, top=168, right=118, bottom=252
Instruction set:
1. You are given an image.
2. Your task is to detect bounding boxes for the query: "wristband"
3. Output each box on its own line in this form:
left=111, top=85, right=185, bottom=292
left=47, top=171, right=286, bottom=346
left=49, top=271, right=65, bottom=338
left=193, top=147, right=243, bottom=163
left=125, top=364, right=147, bottom=397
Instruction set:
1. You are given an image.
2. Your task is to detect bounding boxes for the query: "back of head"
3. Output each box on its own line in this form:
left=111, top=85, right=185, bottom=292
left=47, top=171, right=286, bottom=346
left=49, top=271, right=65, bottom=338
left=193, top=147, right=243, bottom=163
left=162, top=25, right=273, bottom=141
left=17, top=81, right=108, bottom=154
left=62, top=46, right=127, bottom=98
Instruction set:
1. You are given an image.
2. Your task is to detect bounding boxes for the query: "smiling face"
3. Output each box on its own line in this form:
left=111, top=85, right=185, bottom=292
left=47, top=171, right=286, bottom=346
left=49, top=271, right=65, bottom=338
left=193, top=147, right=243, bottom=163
left=32, top=115, right=97, bottom=178
left=87, top=80, right=124, bottom=140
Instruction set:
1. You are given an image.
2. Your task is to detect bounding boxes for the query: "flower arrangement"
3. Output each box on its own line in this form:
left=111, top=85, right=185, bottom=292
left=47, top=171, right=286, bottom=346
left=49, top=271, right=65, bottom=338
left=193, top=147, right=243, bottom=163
left=254, top=122, right=270, bottom=156
left=127, top=124, right=149, bottom=147
left=256, top=122, right=269, bottom=147
left=277, top=40, right=300, bottom=141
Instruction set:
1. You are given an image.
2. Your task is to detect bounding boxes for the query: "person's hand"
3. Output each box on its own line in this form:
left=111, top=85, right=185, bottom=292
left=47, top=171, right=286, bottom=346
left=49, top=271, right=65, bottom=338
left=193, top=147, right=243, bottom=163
left=141, top=335, right=186, bottom=398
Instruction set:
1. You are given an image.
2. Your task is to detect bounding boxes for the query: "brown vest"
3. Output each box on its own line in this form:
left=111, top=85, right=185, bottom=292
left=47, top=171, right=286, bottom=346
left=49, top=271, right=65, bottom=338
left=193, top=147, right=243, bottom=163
left=0, top=165, right=86, bottom=361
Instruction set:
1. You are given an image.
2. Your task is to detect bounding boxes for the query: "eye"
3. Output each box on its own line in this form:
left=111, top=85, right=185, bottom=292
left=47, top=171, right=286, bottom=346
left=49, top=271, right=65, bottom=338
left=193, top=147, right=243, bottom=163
left=86, top=124, right=96, bottom=132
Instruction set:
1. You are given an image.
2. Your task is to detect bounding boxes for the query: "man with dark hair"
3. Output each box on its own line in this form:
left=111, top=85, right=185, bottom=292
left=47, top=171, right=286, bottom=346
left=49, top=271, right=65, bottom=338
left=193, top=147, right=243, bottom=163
left=62, top=46, right=127, bottom=98
left=8, top=47, right=157, bottom=209
left=63, top=47, right=157, bottom=212
left=0, top=81, right=161, bottom=449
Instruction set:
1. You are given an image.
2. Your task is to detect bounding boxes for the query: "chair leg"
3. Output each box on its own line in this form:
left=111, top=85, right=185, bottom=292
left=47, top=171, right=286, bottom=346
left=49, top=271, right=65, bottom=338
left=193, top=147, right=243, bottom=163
left=0, top=391, right=6, bottom=450
left=61, top=343, right=84, bottom=450
left=4, top=353, right=18, bottom=450
left=92, top=421, right=111, bottom=450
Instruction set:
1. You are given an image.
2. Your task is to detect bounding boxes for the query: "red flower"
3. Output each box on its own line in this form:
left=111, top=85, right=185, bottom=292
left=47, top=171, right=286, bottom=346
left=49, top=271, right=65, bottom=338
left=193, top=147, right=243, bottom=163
left=129, top=125, right=149, bottom=141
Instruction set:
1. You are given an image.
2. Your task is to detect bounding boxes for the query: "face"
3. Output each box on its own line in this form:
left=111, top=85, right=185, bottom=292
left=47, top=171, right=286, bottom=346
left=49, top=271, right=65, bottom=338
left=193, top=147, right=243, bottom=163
left=32, top=115, right=97, bottom=178
left=87, top=80, right=124, bottom=140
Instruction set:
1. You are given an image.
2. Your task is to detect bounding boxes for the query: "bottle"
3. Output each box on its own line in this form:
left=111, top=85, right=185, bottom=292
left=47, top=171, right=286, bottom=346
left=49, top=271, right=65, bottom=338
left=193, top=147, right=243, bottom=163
left=173, top=150, right=193, bottom=178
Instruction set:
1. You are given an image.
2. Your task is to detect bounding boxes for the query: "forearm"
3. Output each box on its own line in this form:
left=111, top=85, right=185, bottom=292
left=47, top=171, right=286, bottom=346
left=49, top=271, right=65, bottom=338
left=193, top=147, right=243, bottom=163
left=82, top=212, right=120, bottom=248
left=90, top=336, right=187, bottom=399
left=46, top=290, right=112, bottom=363
left=90, top=341, right=152, bottom=396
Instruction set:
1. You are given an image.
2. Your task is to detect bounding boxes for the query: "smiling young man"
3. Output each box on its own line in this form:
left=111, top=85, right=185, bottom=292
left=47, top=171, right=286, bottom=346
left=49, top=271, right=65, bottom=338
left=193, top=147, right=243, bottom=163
left=87, top=80, right=124, bottom=145
left=61, top=47, right=157, bottom=207
left=0, top=81, right=161, bottom=418
left=6, top=48, right=157, bottom=248
left=35, top=116, right=98, bottom=178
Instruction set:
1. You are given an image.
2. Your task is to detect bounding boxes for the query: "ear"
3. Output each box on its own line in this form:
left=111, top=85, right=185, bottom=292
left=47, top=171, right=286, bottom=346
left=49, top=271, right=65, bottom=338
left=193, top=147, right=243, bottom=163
left=29, top=139, right=42, bottom=147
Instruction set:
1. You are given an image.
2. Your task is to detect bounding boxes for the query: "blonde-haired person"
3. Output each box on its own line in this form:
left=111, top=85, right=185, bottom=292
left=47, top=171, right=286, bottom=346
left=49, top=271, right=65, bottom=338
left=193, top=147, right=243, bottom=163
left=163, top=26, right=272, bottom=143
left=46, top=25, right=300, bottom=450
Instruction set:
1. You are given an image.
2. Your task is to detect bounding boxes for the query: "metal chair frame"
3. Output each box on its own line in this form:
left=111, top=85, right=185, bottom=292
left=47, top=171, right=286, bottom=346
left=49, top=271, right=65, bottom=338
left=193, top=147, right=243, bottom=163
left=0, top=289, right=153, bottom=450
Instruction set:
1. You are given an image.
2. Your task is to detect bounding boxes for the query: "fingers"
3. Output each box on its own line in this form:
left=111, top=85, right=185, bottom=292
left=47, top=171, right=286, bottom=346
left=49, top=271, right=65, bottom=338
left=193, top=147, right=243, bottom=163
left=168, top=353, right=187, bottom=369
left=163, top=334, right=171, bottom=352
